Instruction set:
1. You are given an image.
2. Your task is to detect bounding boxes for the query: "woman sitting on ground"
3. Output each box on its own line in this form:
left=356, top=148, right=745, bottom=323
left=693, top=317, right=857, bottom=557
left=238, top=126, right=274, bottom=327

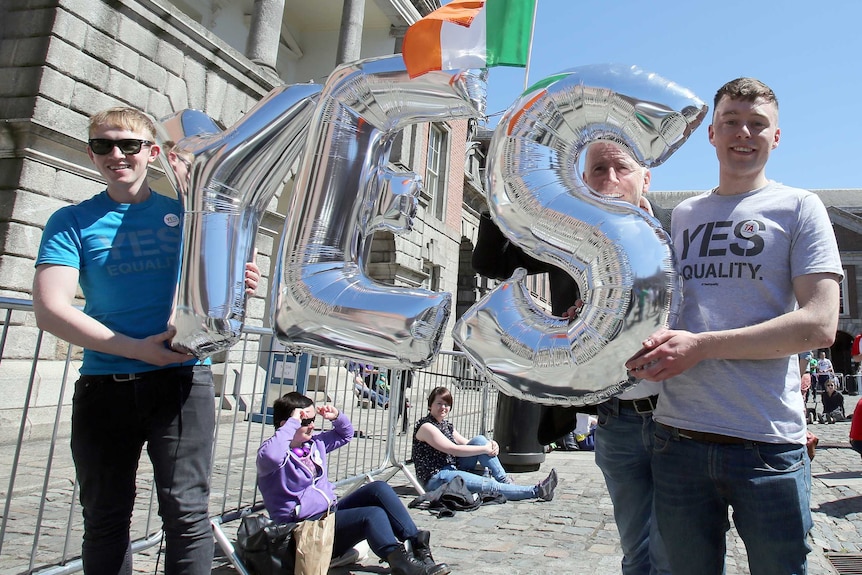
left=412, top=386, right=557, bottom=501
left=257, top=391, right=449, bottom=575
left=820, top=380, right=845, bottom=424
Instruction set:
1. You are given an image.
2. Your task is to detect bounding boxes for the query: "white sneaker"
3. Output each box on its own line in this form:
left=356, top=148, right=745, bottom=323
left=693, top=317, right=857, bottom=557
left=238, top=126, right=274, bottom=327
left=329, top=540, right=370, bottom=568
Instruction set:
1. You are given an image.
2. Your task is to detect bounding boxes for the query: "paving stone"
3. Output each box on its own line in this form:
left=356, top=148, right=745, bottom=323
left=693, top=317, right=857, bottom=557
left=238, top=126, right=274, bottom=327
left=8, top=397, right=862, bottom=575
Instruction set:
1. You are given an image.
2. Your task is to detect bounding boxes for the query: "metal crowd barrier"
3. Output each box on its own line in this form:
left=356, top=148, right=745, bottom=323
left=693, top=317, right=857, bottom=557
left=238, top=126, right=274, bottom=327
left=813, top=372, right=849, bottom=393
left=0, top=297, right=499, bottom=574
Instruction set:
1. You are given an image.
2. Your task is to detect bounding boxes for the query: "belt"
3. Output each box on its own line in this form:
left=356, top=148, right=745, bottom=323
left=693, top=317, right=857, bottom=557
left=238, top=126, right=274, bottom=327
left=79, top=366, right=191, bottom=384
left=658, top=423, right=750, bottom=445
left=112, top=373, right=141, bottom=382
left=79, top=372, right=143, bottom=383
left=617, top=394, right=659, bottom=414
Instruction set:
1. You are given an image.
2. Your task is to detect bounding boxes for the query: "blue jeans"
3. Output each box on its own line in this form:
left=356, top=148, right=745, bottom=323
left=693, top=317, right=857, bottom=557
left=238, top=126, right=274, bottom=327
left=456, top=435, right=507, bottom=480
left=425, top=436, right=538, bottom=500
left=71, top=366, right=215, bottom=575
left=595, top=401, right=670, bottom=575
left=333, top=481, right=418, bottom=559
left=355, top=383, right=389, bottom=407
left=652, top=424, right=812, bottom=575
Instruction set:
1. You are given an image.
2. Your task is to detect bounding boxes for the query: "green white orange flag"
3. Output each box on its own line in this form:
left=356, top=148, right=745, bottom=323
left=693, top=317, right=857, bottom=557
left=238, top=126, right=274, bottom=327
left=402, top=0, right=537, bottom=79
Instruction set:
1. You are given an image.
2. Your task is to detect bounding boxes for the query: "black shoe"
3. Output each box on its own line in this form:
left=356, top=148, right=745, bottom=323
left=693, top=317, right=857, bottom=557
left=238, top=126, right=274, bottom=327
left=410, top=530, right=451, bottom=575
left=387, top=544, right=427, bottom=575
left=536, top=468, right=558, bottom=501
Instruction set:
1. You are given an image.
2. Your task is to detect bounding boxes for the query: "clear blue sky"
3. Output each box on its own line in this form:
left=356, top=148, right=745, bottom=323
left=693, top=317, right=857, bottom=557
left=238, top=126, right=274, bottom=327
left=461, top=0, right=860, bottom=192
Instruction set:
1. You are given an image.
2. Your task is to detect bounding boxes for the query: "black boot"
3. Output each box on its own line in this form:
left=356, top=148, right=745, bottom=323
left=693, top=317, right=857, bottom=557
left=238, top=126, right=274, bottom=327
left=387, top=544, right=427, bottom=575
left=411, top=530, right=451, bottom=575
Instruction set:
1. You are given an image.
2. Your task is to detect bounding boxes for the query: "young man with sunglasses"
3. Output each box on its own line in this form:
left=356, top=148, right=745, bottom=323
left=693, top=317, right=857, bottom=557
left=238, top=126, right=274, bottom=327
left=33, top=107, right=258, bottom=574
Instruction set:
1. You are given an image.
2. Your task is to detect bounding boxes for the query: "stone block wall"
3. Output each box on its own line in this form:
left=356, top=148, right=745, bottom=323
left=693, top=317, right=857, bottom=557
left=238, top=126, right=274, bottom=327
left=0, top=0, right=281, bottom=305
left=0, top=0, right=283, bottom=436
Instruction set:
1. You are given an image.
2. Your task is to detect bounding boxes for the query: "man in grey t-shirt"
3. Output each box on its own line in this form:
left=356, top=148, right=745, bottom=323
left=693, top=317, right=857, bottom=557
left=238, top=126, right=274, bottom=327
left=625, top=78, right=843, bottom=574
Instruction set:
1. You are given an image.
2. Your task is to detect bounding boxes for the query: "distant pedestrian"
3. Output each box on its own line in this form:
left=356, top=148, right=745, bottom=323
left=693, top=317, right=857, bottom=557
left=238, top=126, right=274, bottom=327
left=850, top=408, right=862, bottom=459
left=815, top=351, right=835, bottom=395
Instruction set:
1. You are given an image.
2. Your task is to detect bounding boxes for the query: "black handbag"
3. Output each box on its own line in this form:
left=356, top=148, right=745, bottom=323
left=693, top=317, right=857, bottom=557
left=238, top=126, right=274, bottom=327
left=236, top=514, right=298, bottom=575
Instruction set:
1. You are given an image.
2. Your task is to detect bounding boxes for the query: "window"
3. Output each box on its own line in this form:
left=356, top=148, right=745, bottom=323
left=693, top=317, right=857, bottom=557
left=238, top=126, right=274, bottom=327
left=425, top=124, right=449, bottom=220
left=839, top=270, right=849, bottom=317
left=423, top=261, right=441, bottom=292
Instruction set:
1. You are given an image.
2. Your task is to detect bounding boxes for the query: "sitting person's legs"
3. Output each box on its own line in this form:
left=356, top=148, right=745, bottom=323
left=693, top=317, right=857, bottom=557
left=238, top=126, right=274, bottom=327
left=455, top=435, right=509, bottom=482
left=334, top=481, right=417, bottom=557
left=334, top=482, right=450, bottom=574
left=555, top=431, right=579, bottom=451
left=355, top=383, right=389, bottom=407
left=334, top=507, right=398, bottom=559
left=427, top=467, right=556, bottom=502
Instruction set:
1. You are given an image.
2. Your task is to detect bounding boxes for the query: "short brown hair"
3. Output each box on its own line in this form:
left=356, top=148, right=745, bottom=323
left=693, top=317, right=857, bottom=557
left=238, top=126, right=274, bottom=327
left=713, top=78, right=777, bottom=113
left=88, top=107, right=157, bottom=141
left=427, top=386, right=453, bottom=410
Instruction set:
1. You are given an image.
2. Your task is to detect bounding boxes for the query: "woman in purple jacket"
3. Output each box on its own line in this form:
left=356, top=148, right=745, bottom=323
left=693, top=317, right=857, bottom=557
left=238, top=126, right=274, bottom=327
left=257, top=392, right=449, bottom=575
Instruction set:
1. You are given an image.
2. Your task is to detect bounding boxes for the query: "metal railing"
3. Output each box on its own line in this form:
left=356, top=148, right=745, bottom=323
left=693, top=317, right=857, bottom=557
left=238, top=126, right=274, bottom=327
left=812, top=372, right=853, bottom=393
left=0, top=297, right=499, bottom=574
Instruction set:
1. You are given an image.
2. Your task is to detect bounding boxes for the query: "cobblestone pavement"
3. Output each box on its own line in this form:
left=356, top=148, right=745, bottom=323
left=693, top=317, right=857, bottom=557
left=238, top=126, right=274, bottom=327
left=116, top=397, right=862, bottom=574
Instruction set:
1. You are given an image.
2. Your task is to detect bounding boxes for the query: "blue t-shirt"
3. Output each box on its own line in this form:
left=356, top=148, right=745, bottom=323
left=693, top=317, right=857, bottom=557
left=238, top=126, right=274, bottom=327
left=36, top=190, right=196, bottom=374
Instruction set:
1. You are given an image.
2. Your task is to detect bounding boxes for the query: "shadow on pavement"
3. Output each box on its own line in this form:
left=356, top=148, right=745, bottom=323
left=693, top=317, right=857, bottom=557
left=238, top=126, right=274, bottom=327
left=812, top=494, right=862, bottom=517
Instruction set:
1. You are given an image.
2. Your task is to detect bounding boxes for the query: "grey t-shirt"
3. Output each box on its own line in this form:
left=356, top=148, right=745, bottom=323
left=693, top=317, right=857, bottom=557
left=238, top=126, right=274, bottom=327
left=654, top=182, right=843, bottom=444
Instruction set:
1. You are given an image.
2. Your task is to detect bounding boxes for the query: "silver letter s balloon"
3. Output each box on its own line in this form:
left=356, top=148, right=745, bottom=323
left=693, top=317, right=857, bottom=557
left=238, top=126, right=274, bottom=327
left=273, top=54, right=486, bottom=368
left=453, top=64, right=707, bottom=405
left=157, top=83, right=321, bottom=357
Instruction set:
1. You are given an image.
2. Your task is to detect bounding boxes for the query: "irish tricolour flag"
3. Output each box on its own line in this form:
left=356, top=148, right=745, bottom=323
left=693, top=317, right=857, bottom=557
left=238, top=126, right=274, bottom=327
left=402, top=0, right=536, bottom=79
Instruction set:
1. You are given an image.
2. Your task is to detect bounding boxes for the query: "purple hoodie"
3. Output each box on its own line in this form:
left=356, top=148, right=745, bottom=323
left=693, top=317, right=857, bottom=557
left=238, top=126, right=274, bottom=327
left=257, top=412, right=354, bottom=522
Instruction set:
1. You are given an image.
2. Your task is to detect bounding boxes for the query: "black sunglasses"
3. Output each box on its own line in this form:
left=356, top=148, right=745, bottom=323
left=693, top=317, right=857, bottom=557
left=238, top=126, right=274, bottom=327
left=88, top=138, right=153, bottom=156
left=300, top=417, right=315, bottom=426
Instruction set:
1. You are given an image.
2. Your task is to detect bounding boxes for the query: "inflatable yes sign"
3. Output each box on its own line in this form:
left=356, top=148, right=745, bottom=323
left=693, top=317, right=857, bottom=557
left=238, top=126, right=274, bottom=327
left=160, top=58, right=706, bottom=408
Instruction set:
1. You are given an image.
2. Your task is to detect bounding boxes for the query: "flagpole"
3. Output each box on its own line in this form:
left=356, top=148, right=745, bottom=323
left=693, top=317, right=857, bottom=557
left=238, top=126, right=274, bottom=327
left=522, top=0, right=538, bottom=91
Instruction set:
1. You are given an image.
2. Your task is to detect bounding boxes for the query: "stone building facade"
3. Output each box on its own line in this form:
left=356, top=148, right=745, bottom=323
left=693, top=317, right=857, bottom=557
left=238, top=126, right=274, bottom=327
left=0, top=0, right=496, bottom=435
left=0, top=0, right=491, bottom=359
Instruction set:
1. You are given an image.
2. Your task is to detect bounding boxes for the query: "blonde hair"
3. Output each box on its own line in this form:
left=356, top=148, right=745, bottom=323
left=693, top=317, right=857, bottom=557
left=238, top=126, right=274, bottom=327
left=88, top=107, right=157, bottom=141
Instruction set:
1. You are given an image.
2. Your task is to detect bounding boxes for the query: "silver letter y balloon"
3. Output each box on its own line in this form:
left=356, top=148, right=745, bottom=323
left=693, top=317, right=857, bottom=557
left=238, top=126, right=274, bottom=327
left=158, top=83, right=321, bottom=357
